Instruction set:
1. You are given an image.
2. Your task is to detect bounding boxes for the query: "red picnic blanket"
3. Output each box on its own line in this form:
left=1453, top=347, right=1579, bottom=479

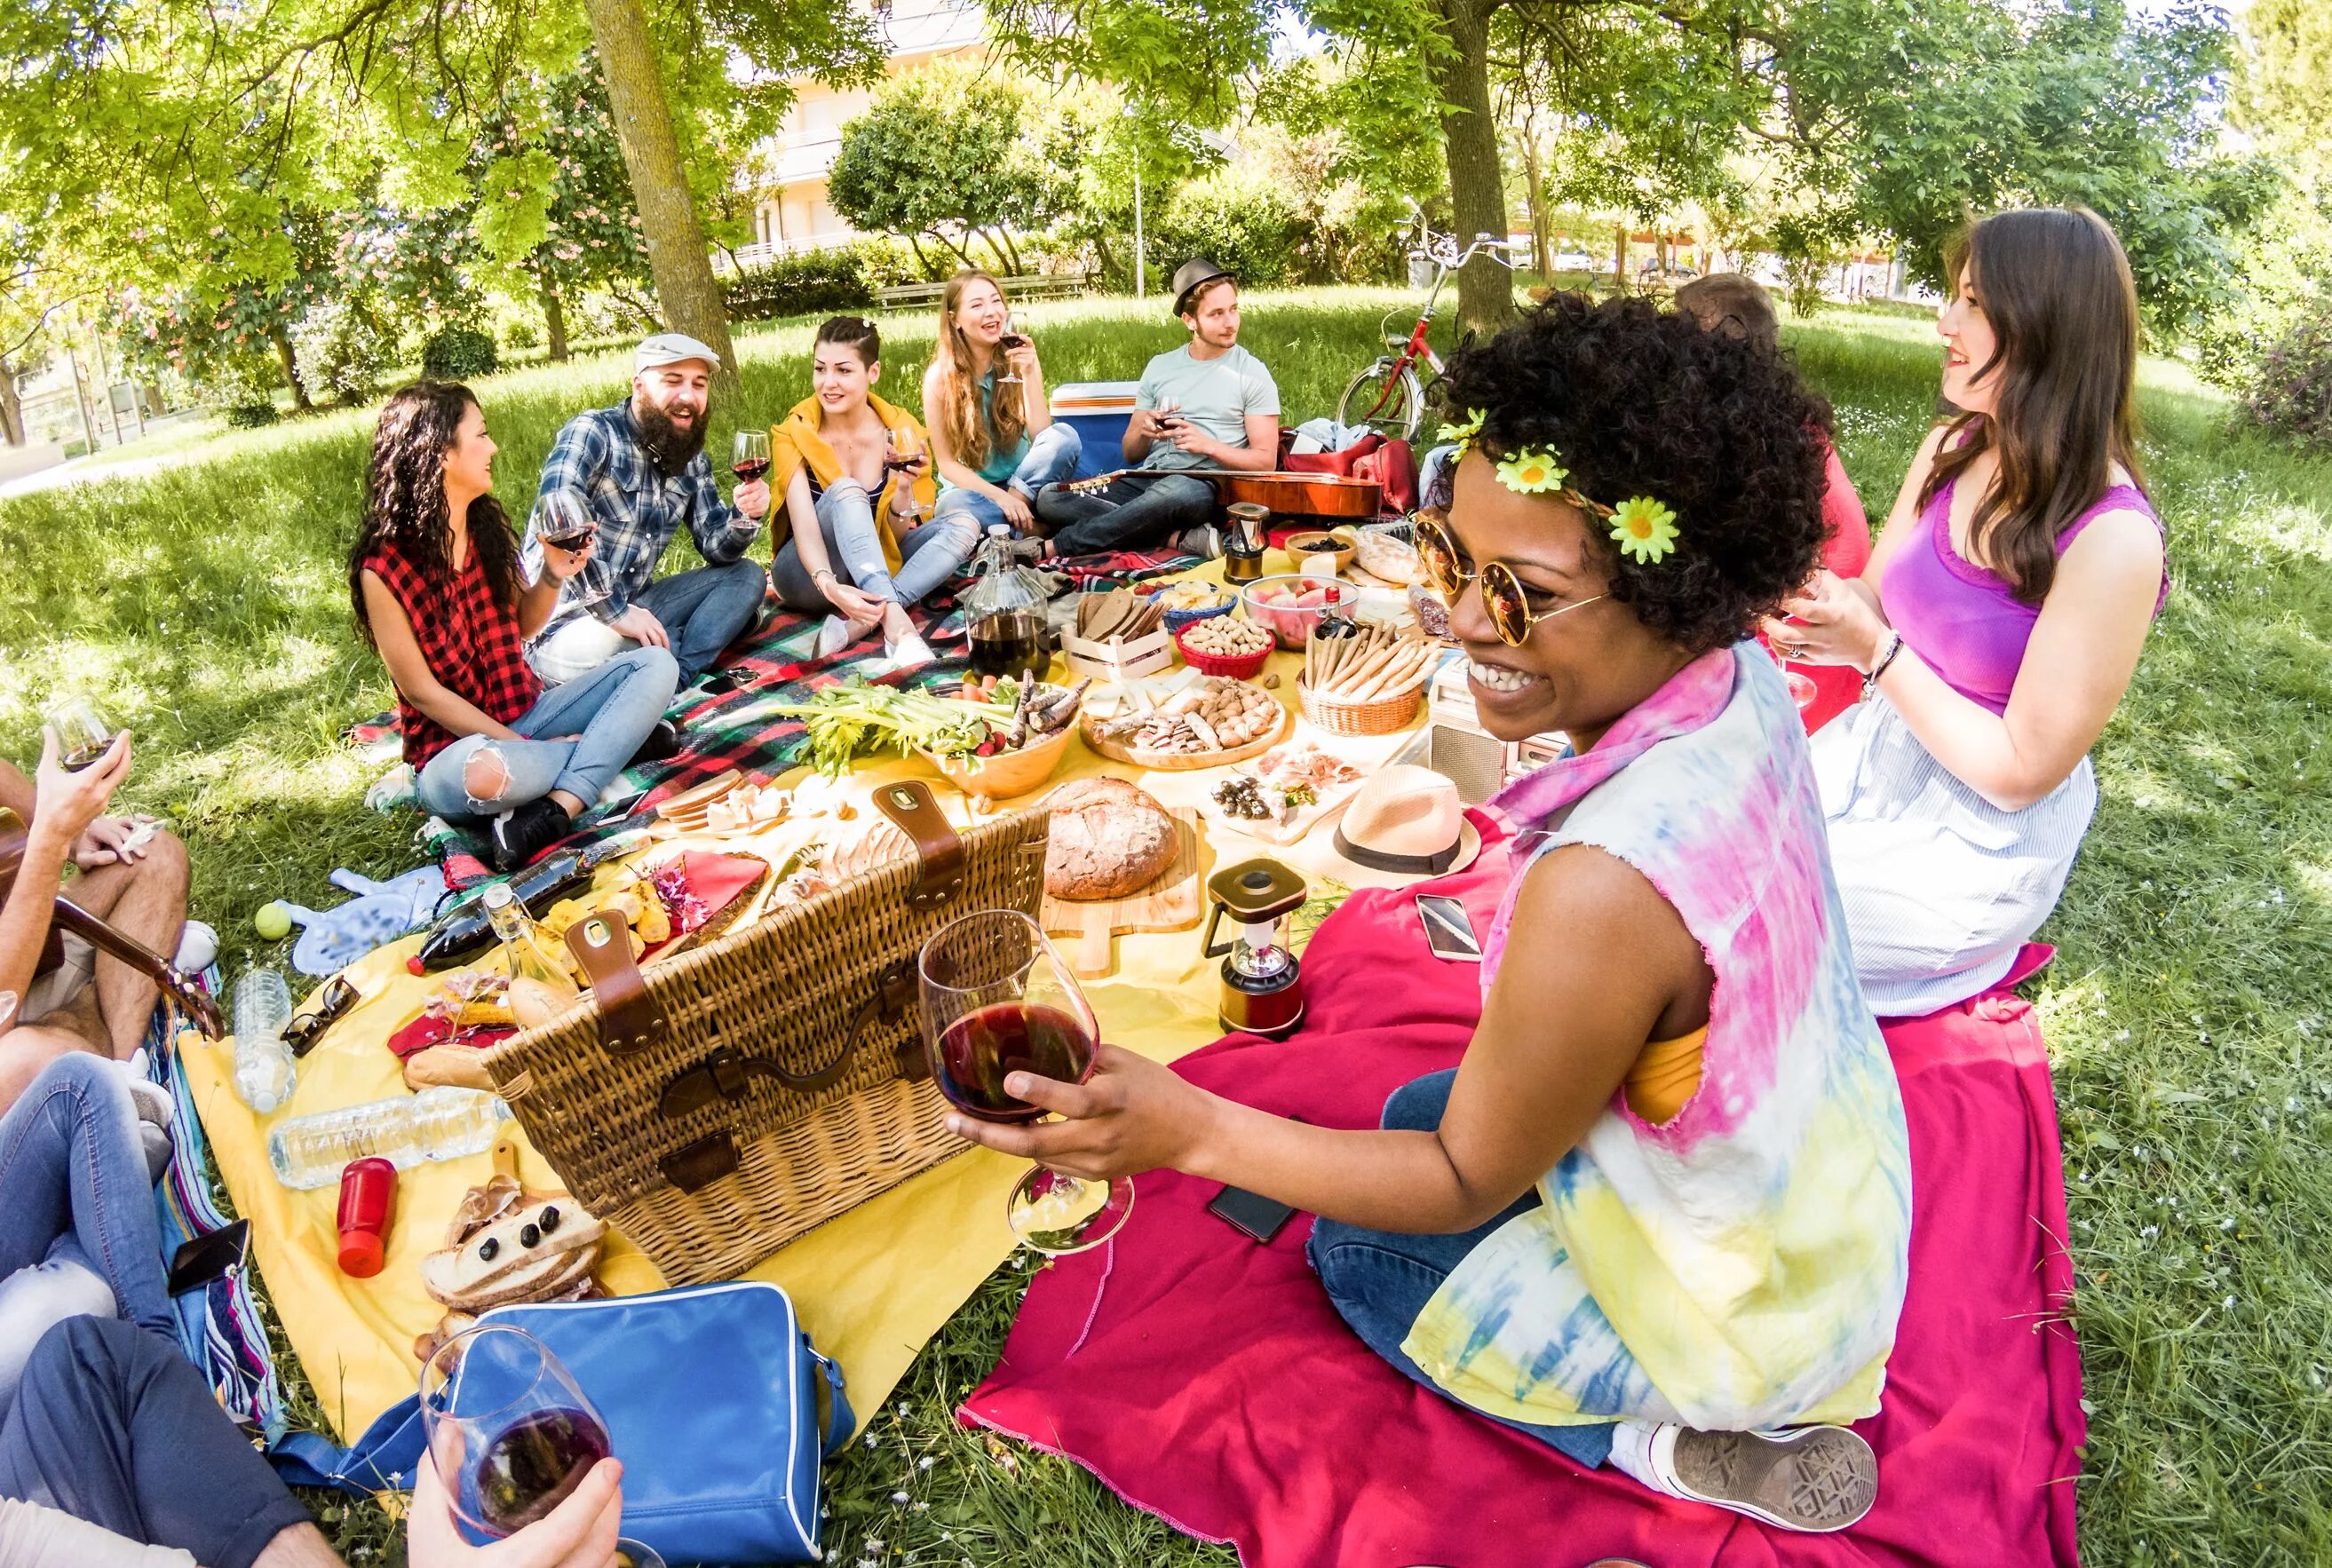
left=964, top=828, right=2084, bottom=1568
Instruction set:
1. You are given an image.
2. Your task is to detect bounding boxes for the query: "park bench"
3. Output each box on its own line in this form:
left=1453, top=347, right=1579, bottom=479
left=874, top=273, right=1090, bottom=311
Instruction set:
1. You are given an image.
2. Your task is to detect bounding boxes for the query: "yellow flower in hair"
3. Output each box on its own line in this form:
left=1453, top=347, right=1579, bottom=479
left=1495, top=450, right=1568, bottom=495
left=1437, top=408, right=1486, bottom=447
left=1609, top=496, right=1680, bottom=563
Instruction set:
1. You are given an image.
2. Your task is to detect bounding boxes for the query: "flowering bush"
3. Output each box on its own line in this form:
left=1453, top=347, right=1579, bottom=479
left=290, top=299, right=398, bottom=406
left=2240, top=313, right=2332, bottom=453
left=423, top=326, right=500, bottom=380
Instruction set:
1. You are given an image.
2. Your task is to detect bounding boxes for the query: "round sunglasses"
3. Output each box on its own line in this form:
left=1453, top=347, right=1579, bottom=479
left=1412, top=511, right=1606, bottom=646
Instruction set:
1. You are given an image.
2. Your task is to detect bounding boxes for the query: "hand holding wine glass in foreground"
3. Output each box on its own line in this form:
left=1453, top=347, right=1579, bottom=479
left=408, top=1426, right=627, bottom=1568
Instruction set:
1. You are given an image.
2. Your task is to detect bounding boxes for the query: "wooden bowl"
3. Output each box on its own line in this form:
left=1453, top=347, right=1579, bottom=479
left=1286, top=530, right=1355, bottom=575
left=918, top=721, right=1076, bottom=800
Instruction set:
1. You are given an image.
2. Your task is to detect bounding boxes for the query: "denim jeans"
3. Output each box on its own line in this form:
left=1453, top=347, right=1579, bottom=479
left=770, top=479, right=981, bottom=614
left=0, top=1317, right=313, bottom=1568
left=0, top=1056, right=174, bottom=1422
left=1035, top=470, right=1216, bottom=557
left=530, top=558, right=768, bottom=682
left=416, top=645, right=678, bottom=820
left=931, top=424, right=1085, bottom=535
left=1306, top=1068, right=1615, bottom=1468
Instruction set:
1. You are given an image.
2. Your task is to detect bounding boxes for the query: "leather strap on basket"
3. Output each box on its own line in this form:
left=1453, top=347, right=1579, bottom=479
left=655, top=962, right=923, bottom=1127
left=566, top=912, right=669, bottom=1055
left=873, top=780, right=964, bottom=909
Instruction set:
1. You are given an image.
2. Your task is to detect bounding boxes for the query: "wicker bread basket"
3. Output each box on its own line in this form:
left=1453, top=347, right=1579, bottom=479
left=481, top=781, right=1050, bottom=1286
left=1297, top=676, right=1424, bottom=736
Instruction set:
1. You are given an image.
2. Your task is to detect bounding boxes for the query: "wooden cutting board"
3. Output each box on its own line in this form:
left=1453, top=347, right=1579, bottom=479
left=1039, top=808, right=1202, bottom=978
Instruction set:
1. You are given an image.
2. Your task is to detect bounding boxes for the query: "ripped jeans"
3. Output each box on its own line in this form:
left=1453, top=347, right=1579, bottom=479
left=771, top=479, right=980, bottom=614
left=416, top=645, right=678, bottom=821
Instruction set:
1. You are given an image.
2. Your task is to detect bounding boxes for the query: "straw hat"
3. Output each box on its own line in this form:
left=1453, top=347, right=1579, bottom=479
left=1331, top=764, right=1482, bottom=876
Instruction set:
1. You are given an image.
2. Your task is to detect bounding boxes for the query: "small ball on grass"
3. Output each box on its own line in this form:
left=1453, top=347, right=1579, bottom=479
left=254, top=902, right=293, bottom=940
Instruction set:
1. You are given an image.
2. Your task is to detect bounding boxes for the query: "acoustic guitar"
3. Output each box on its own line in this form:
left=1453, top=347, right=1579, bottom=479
left=1059, top=468, right=1384, bottom=519
left=0, top=808, right=224, bottom=1038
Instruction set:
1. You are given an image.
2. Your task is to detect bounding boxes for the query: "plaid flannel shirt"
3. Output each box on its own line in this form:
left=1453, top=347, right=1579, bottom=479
left=524, top=400, right=760, bottom=637
left=361, top=540, right=543, bottom=769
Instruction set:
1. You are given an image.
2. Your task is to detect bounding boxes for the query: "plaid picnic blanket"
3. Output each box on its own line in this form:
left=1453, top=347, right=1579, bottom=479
left=419, top=546, right=1195, bottom=888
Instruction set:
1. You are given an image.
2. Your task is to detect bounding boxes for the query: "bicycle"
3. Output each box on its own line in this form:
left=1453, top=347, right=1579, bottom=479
left=1336, top=206, right=1524, bottom=442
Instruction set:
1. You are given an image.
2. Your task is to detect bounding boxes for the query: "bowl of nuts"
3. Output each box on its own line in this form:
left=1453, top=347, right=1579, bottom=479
left=1175, top=613, right=1275, bottom=678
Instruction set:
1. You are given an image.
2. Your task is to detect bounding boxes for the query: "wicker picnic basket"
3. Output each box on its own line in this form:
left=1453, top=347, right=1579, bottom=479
left=479, top=780, right=1051, bottom=1287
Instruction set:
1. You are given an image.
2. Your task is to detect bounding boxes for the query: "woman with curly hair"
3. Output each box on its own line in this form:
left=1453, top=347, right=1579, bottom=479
left=1767, top=208, right=2168, bottom=1013
left=350, top=382, right=678, bottom=871
left=921, top=272, right=1080, bottom=543
left=946, top=295, right=1911, bottom=1530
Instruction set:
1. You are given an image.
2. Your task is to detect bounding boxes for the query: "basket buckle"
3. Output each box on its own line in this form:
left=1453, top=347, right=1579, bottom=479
left=873, top=780, right=964, bottom=908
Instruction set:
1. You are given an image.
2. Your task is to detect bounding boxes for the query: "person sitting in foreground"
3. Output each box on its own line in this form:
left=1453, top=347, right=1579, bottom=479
left=1034, top=259, right=1279, bottom=558
left=1765, top=207, right=2169, bottom=1014
left=924, top=272, right=1083, bottom=547
left=0, top=1314, right=626, bottom=1567
left=1674, top=273, right=1872, bottom=718
left=0, top=735, right=188, bottom=1108
left=352, top=383, right=679, bottom=872
left=768, top=316, right=954, bottom=668
left=524, top=335, right=771, bottom=686
left=950, top=295, right=1912, bottom=1532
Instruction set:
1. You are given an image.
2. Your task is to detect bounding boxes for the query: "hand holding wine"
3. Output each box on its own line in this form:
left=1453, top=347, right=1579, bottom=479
left=408, top=1423, right=628, bottom=1568
left=32, top=721, right=129, bottom=855
left=920, top=909, right=1132, bottom=1254
left=995, top=317, right=1028, bottom=387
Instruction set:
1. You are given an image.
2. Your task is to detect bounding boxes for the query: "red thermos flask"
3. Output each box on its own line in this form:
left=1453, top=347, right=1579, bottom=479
left=335, top=1157, right=398, bottom=1278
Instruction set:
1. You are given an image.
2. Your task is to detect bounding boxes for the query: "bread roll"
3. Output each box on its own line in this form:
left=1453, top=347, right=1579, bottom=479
left=1044, top=778, right=1179, bottom=900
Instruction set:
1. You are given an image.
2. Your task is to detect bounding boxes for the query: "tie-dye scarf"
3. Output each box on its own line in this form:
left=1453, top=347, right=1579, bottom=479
left=1401, top=644, right=1913, bottom=1431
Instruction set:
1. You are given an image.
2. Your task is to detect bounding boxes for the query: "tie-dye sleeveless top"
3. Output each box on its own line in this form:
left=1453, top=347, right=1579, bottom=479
left=1401, top=645, right=1912, bottom=1432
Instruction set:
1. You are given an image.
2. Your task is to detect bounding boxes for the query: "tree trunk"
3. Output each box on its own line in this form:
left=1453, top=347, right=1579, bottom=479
left=906, top=233, right=941, bottom=281
left=582, top=0, right=740, bottom=403
left=0, top=356, right=21, bottom=447
left=1520, top=130, right=1551, bottom=278
left=1432, top=0, right=1514, bottom=334
left=540, top=273, right=570, bottom=362
left=268, top=322, right=313, bottom=411
left=1613, top=224, right=1627, bottom=292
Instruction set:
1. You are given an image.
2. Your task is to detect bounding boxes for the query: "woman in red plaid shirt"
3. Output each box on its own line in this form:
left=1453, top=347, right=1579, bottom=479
left=351, top=383, right=680, bottom=871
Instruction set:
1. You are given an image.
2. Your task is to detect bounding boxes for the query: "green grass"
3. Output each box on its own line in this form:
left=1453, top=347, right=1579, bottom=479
left=5, top=290, right=2331, bottom=1566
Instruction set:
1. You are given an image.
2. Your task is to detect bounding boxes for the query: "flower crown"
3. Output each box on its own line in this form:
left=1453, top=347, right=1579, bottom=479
left=1436, top=408, right=1680, bottom=565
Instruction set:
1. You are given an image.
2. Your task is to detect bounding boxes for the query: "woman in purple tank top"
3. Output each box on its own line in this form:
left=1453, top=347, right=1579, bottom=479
left=1764, top=208, right=2169, bottom=1014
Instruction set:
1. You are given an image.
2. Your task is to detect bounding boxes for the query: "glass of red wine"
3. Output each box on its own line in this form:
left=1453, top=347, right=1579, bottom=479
left=733, top=429, right=772, bottom=487
left=45, top=697, right=118, bottom=772
left=919, top=908, right=1131, bottom=1254
left=995, top=317, right=1027, bottom=388
left=418, top=1324, right=654, bottom=1561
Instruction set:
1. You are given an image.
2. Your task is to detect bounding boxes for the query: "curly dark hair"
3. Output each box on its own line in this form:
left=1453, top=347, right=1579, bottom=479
left=348, top=381, right=523, bottom=647
left=1433, top=292, right=1835, bottom=655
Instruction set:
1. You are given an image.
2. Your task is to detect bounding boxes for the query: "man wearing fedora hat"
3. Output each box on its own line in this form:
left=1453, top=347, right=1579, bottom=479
left=525, top=332, right=773, bottom=687
left=1034, top=258, right=1280, bottom=558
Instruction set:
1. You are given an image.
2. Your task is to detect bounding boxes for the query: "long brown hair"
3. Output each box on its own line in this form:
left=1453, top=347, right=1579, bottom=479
left=1919, top=207, right=2144, bottom=606
left=930, top=270, right=1026, bottom=470
left=349, top=381, right=523, bottom=645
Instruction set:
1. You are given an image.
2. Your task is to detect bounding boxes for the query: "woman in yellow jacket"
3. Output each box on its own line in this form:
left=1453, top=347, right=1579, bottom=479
left=768, top=316, right=952, bottom=668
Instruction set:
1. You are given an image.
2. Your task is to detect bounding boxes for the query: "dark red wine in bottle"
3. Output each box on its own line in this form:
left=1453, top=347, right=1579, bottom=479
left=732, top=458, right=769, bottom=483
left=968, top=609, right=1046, bottom=680
left=474, top=1406, right=611, bottom=1535
left=935, top=1002, right=1096, bottom=1122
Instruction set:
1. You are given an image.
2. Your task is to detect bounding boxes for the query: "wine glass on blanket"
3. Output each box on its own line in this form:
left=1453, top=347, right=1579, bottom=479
left=418, top=1324, right=657, bottom=1563
left=920, top=908, right=1132, bottom=1255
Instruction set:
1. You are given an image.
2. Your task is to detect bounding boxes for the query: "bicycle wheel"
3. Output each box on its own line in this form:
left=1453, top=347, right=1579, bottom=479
left=1337, top=360, right=1424, bottom=442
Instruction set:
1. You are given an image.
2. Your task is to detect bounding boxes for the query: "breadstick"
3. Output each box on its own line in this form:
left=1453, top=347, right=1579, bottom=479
left=1355, top=640, right=1433, bottom=701
left=1335, top=641, right=1400, bottom=699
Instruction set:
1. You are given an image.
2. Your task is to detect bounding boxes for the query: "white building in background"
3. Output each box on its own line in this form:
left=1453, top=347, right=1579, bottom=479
left=727, top=0, right=988, bottom=269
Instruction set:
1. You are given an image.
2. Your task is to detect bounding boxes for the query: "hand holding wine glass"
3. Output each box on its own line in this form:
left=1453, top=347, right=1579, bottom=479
left=535, top=494, right=598, bottom=582
left=32, top=721, right=129, bottom=857
left=731, top=430, right=773, bottom=522
left=921, top=909, right=1133, bottom=1254
left=995, top=317, right=1029, bottom=387
left=408, top=1425, right=627, bottom=1568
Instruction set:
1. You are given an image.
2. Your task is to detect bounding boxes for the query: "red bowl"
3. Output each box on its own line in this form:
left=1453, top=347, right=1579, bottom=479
left=1174, top=622, right=1273, bottom=678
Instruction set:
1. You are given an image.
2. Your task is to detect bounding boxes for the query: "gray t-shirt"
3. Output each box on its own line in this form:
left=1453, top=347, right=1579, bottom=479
left=1137, top=344, right=1279, bottom=471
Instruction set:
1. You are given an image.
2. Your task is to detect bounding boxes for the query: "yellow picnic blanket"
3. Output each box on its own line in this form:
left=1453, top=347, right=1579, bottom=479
left=188, top=559, right=1426, bottom=1443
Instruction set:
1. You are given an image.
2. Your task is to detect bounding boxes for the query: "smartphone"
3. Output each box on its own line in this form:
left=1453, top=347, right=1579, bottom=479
left=1208, top=1184, right=1297, bottom=1245
left=1416, top=894, right=1481, bottom=962
left=168, top=1219, right=250, bottom=1296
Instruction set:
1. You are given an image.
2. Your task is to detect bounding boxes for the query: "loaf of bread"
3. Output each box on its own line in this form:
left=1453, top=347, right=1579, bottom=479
left=1044, top=778, right=1178, bottom=900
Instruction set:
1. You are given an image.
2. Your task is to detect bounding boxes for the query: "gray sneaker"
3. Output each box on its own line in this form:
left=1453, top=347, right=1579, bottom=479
left=1175, top=524, right=1225, bottom=560
left=1663, top=1425, right=1877, bottom=1532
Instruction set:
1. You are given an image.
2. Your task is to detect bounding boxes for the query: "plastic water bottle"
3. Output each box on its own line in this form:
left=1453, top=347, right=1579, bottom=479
left=266, top=1087, right=513, bottom=1191
left=232, top=966, right=297, bottom=1113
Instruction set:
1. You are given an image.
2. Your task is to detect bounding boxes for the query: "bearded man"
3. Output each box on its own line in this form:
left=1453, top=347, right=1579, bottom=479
left=524, top=334, right=773, bottom=685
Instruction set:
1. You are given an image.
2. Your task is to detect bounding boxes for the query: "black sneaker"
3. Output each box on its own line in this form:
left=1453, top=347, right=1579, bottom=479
left=630, top=719, right=682, bottom=766
left=490, top=797, right=572, bottom=873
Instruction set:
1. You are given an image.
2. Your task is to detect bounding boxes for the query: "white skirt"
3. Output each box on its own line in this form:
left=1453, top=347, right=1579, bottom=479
left=1812, top=696, right=2095, bottom=1016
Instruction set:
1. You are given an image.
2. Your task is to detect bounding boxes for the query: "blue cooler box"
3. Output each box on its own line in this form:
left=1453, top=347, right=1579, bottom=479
left=1050, top=381, right=1139, bottom=479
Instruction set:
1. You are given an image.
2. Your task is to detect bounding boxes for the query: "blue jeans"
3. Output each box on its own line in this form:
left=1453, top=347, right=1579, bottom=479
left=770, top=480, right=981, bottom=614
left=932, top=424, right=1084, bottom=534
left=417, top=645, right=678, bottom=820
left=531, top=559, right=769, bottom=683
left=0, top=1056, right=174, bottom=1421
left=1035, top=470, right=1216, bottom=557
left=1307, top=1068, right=1615, bottom=1468
left=0, top=1317, right=313, bottom=1568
